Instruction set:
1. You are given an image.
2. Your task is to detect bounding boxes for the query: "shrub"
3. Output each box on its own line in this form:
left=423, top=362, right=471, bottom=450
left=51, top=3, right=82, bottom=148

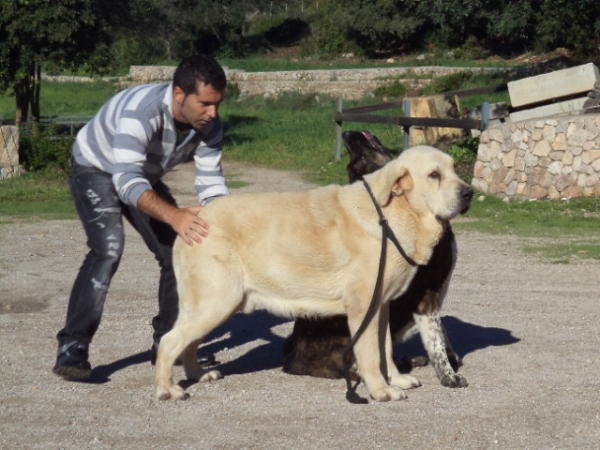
left=19, top=129, right=73, bottom=173
left=447, top=136, right=479, bottom=183
left=373, top=81, right=407, bottom=99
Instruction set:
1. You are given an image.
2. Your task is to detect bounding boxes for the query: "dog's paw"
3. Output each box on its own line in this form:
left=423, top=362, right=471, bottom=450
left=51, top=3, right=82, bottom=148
left=200, top=370, right=222, bottom=382
left=440, top=373, right=468, bottom=388
left=370, top=385, right=408, bottom=402
left=389, top=373, right=421, bottom=390
left=156, top=384, right=190, bottom=401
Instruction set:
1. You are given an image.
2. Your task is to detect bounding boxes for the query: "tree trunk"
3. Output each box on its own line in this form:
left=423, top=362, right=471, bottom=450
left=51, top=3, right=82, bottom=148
left=30, top=63, right=41, bottom=125
left=14, top=78, right=30, bottom=127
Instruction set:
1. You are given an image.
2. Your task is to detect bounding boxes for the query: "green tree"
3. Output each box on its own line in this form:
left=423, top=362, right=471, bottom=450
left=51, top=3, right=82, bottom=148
left=0, top=0, right=111, bottom=125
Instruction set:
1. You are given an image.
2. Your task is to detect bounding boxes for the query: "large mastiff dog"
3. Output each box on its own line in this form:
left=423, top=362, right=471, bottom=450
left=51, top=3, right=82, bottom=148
left=283, top=131, right=468, bottom=388
left=155, top=144, right=473, bottom=402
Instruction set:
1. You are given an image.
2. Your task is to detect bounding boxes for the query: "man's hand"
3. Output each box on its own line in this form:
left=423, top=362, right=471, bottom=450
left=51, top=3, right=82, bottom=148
left=169, top=205, right=209, bottom=246
left=137, top=191, right=209, bottom=246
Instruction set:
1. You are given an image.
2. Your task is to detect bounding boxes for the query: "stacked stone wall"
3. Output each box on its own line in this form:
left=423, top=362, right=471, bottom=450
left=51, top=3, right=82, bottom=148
left=129, top=65, right=493, bottom=100
left=0, top=126, right=24, bottom=180
left=43, top=66, right=496, bottom=100
left=472, top=115, right=600, bottom=199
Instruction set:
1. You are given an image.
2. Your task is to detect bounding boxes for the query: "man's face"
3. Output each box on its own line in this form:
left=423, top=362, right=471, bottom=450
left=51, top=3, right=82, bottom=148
left=173, top=82, right=224, bottom=130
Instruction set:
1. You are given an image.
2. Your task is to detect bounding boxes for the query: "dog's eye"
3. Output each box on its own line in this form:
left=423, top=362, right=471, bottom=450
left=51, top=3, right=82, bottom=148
left=429, top=171, right=441, bottom=180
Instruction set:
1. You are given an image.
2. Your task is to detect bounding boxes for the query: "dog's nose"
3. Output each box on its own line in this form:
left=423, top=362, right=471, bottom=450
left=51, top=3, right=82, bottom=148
left=461, top=186, right=474, bottom=202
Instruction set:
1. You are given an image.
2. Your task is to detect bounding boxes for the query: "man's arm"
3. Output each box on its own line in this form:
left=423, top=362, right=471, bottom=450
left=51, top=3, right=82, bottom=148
left=136, top=190, right=208, bottom=246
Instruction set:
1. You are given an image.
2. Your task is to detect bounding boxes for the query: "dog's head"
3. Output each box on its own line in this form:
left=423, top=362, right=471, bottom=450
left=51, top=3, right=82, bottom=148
left=364, top=145, right=473, bottom=222
left=342, top=130, right=393, bottom=183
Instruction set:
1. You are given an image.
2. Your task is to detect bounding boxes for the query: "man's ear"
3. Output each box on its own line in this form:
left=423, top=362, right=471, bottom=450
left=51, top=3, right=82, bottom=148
left=173, top=86, right=185, bottom=106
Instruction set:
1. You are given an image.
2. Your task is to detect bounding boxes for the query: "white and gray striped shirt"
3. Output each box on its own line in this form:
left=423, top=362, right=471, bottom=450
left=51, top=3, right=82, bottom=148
left=72, top=81, right=229, bottom=207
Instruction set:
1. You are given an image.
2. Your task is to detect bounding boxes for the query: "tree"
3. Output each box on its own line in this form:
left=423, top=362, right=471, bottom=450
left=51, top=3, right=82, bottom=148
left=0, top=0, right=111, bottom=125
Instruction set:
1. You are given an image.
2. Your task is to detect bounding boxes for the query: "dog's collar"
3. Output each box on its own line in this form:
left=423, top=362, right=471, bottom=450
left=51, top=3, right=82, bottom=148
left=362, top=179, right=419, bottom=267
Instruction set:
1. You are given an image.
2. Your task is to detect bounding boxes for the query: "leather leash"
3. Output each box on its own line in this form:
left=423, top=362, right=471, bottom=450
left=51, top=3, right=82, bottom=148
left=342, top=179, right=419, bottom=404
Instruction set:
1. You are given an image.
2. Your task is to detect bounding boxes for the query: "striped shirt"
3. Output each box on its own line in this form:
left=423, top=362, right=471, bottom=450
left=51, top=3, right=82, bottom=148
left=72, top=81, right=229, bottom=207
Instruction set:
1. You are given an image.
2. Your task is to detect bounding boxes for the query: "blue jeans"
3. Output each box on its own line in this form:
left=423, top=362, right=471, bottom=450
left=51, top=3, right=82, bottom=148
left=56, top=159, right=180, bottom=351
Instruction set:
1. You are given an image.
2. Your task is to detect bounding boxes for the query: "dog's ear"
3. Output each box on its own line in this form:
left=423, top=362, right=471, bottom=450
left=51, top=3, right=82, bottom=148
left=367, top=162, right=411, bottom=206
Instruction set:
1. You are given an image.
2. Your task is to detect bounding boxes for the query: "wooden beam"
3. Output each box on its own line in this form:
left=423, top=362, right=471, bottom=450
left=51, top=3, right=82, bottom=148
left=333, top=112, right=482, bottom=130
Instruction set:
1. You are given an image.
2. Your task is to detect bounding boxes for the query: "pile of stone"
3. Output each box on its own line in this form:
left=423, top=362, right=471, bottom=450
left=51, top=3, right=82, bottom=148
left=0, top=126, right=24, bottom=180
left=472, top=63, right=600, bottom=199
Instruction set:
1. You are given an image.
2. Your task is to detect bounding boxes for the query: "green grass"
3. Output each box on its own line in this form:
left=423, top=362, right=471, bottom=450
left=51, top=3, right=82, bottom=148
left=0, top=80, right=119, bottom=122
left=220, top=56, right=514, bottom=73
left=454, top=194, right=600, bottom=262
left=0, top=171, right=76, bottom=222
left=220, top=92, right=404, bottom=186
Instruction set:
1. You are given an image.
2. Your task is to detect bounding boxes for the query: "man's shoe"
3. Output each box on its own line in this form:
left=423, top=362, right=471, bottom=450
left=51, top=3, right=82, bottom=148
left=52, top=343, right=92, bottom=381
left=150, top=342, right=215, bottom=367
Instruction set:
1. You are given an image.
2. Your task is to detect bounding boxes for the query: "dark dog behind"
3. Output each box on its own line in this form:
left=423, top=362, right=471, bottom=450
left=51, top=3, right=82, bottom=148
left=282, top=130, right=467, bottom=388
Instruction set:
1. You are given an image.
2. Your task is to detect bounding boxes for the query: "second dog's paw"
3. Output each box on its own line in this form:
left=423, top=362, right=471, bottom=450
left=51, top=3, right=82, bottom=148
left=200, top=370, right=222, bottom=382
left=440, top=373, right=468, bottom=388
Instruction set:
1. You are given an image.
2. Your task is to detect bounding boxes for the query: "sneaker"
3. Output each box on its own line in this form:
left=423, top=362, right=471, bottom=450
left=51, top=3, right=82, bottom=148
left=52, top=343, right=92, bottom=381
left=150, top=342, right=215, bottom=367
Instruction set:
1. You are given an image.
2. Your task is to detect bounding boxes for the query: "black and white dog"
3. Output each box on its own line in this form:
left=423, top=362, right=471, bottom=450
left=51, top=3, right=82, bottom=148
left=283, top=130, right=467, bottom=388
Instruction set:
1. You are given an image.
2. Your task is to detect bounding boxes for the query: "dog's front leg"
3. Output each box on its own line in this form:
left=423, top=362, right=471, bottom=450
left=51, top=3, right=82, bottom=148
left=382, top=302, right=421, bottom=390
left=347, top=305, right=407, bottom=402
left=413, top=311, right=468, bottom=388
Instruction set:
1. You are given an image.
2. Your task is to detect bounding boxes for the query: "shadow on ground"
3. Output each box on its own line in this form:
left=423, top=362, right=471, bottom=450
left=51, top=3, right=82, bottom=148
left=88, top=313, right=519, bottom=383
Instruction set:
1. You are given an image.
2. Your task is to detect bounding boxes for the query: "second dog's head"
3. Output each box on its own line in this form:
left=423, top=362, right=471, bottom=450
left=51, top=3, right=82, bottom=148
left=342, top=130, right=393, bottom=183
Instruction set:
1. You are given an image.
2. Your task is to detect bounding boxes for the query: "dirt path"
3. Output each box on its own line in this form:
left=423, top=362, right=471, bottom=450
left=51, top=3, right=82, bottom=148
left=1, top=161, right=600, bottom=449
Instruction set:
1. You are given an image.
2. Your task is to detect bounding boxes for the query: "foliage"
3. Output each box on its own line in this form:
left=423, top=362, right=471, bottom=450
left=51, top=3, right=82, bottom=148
left=19, top=130, right=74, bottom=172
left=373, top=80, right=408, bottom=99
left=0, top=0, right=112, bottom=124
left=300, top=2, right=351, bottom=58
left=447, top=136, right=479, bottom=183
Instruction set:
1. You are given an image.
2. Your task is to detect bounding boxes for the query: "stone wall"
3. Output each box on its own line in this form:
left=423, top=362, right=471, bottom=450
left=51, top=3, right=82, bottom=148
left=128, top=65, right=494, bottom=99
left=0, top=126, right=24, bottom=180
left=471, top=114, right=600, bottom=199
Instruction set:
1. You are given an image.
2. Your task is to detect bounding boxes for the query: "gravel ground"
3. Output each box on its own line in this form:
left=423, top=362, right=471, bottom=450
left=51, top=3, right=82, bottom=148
left=1, top=160, right=600, bottom=450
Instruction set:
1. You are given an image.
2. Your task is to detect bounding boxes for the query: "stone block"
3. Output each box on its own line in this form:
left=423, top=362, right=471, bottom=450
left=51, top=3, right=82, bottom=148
left=509, top=97, right=588, bottom=123
left=406, top=94, right=466, bottom=147
left=0, top=126, right=19, bottom=166
left=508, top=63, right=600, bottom=107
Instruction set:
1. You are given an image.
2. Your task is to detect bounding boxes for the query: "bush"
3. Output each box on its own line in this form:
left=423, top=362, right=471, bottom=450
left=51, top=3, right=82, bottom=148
left=373, top=80, right=407, bottom=99
left=19, top=129, right=73, bottom=173
left=447, top=136, right=479, bottom=183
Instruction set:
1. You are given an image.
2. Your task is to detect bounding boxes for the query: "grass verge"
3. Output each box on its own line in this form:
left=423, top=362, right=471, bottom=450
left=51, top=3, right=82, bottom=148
left=453, top=194, right=600, bottom=263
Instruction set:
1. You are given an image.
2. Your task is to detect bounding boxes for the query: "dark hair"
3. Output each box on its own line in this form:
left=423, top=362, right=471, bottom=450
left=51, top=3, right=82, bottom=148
left=173, top=54, right=227, bottom=96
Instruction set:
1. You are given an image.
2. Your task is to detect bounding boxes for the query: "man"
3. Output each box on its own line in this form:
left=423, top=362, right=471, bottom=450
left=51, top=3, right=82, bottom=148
left=52, top=54, right=229, bottom=381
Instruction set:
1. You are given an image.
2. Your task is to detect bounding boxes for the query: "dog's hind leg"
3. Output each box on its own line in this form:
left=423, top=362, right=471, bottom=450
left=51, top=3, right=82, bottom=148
left=155, top=305, right=236, bottom=400
left=413, top=311, right=468, bottom=388
left=156, top=260, right=244, bottom=400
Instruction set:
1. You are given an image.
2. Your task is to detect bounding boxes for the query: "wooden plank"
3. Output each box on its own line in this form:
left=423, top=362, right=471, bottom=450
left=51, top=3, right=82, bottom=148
left=508, top=63, right=600, bottom=107
left=443, top=83, right=508, bottom=98
left=333, top=112, right=481, bottom=130
left=509, top=97, right=587, bottom=122
left=340, top=100, right=405, bottom=114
